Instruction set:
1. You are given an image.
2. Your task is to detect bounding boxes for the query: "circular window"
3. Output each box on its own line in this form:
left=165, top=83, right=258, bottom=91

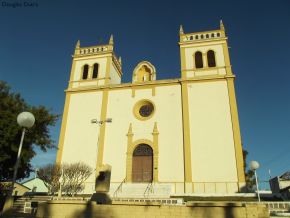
left=139, top=104, right=153, bottom=117
left=133, top=100, right=155, bottom=121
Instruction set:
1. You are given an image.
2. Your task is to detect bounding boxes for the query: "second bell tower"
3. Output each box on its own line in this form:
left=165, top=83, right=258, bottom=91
left=179, top=21, right=233, bottom=79
left=68, top=35, right=122, bottom=90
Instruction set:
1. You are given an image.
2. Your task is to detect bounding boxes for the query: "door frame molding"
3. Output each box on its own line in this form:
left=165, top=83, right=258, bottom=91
left=126, top=138, right=159, bottom=183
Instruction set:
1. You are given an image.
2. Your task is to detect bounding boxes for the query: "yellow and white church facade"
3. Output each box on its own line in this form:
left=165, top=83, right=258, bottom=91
left=56, top=22, right=246, bottom=196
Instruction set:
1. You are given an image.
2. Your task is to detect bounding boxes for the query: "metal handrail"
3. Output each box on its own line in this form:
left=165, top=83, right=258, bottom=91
left=144, top=182, right=154, bottom=198
left=113, top=178, right=126, bottom=198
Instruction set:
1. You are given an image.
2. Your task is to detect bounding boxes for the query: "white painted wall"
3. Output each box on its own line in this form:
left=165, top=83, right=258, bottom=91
left=110, top=62, right=121, bottom=84
left=102, top=85, right=184, bottom=183
left=61, top=91, right=103, bottom=193
left=60, top=80, right=240, bottom=194
left=153, top=86, right=184, bottom=182
left=187, top=80, right=238, bottom=192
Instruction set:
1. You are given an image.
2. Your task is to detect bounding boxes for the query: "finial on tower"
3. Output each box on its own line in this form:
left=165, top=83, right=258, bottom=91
left=179, top=25, right=184, bottom=34
left=118, top=56, right=122, bottom=65
left=109, top=34, right=114, bottom=45
left=75, top=40, right=80, bottom=49
left=220, top=20, right=225, bottom=31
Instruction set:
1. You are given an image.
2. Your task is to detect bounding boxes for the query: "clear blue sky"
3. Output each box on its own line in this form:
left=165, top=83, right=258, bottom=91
left=0, top=0, right=289, bottom=188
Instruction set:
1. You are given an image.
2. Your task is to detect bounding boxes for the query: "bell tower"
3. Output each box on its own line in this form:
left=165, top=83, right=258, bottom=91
left=179, top=21, right=232, bottom=79
left=68, top=35, right=122, bottom=89
left=179, top=21, right=246, bottom=191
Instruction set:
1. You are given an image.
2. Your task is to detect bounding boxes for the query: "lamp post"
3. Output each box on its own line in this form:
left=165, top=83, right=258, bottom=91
left=249, top=160, right=260, bottom=202
left=10, top=112, right=35, bottom=196
left=91, top=118, right=112, bottom=191
left=2, top=112, right=35, bottom=212
left=58, top=168, right=64, bottom=198
left=32, top=168, right=38, bottom=192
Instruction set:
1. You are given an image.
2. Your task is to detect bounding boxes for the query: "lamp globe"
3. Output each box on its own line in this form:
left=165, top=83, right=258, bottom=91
left=249, top=160, right=259, bottom=171
left=17, top=112, right=35, bottom=128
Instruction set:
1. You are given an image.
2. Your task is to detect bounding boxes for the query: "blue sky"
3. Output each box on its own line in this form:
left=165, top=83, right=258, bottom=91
left=0, top=0, right=289, bottom=188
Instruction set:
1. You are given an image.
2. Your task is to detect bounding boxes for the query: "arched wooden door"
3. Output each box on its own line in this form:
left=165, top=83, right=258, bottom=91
left=132, top=144, right=153, bottom=183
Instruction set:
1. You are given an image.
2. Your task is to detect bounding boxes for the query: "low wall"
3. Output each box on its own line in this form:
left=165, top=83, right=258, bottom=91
left=36, top=200, right=269, bottom=218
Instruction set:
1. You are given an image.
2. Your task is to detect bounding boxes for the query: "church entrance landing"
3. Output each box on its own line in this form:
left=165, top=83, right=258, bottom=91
left=132, top=144, right=153, bottom=182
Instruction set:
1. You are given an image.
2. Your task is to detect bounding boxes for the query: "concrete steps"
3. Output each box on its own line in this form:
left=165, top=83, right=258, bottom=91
left=2, top=198, right=33, bottom=218
left=12, top=198, right=26, bottom=213
left=1, top=196, right=52, bottom=218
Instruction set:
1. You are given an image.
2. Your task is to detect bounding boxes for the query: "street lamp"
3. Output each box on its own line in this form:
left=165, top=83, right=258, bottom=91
left=91, top=118, right=112, bottom=125
left=91, top=118, right=112, bottom=191
left=249, top=160, right=260, bottom=202
left=10, top=112, right=35, bottom=196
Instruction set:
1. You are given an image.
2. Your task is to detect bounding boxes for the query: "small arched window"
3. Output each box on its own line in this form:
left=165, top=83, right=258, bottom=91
left=82, top=64, right=89, bottom=79
left=195, top=35, right=199, bottom=40
left=207, top=50, right=216, bottom=67
left=92, top=63, right=99, bottom=79
left=195, top=51, right=203, bottom=69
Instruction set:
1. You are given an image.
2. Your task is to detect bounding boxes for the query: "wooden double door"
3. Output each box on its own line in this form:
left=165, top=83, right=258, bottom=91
left=132, top=144, right=153, bottom=183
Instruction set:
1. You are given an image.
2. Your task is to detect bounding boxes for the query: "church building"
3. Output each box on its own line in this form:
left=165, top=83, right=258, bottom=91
left=56, top=21, right=246, bottom=196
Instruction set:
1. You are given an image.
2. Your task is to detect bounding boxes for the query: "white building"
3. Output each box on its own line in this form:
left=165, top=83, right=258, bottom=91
left=22, top=178, right=48, bottom=193
left=56, top=21, right=245, bottom=196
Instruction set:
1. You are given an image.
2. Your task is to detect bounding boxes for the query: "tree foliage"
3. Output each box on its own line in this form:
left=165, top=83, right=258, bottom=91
left=0, top=182, right=12, bottom=196
left=0, top=81, right=59, bottom=181
left=62, top=162, right=93, bottom=196
left=243, top=149, right=256, bottom=192
left=38, top=162, right=92, bottom=196
left=37, top=164, right=61, bottom=194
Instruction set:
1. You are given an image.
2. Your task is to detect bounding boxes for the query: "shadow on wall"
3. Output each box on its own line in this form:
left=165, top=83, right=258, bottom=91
left=189, top=203, right=237, bottom=218
left=35, top=202, right=269, bottom=218
left=35, top=200, right=116, bottom=218
left=0, top=196, right=7, bottom=212
left=74, top=202, right=115, bottom=218
left=240, top=184, right=255, bottom=193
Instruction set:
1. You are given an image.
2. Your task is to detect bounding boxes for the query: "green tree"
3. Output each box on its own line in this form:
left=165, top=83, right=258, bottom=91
left=0, top=81, right=59, bottom=181
left=243, top=149, right=256, bottom=192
